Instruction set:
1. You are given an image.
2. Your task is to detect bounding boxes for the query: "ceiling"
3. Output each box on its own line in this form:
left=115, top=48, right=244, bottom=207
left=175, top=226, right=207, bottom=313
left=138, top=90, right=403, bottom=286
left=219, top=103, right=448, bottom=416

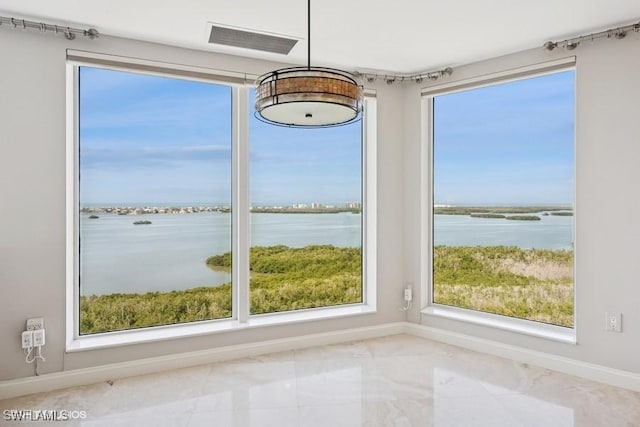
left=1, top=0, right=639, bottom=74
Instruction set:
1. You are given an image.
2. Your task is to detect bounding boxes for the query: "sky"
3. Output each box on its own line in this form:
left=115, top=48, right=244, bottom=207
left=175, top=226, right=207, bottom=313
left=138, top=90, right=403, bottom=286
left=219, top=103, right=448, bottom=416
left=433, top=70, right=575, bottom=206
left=79, top=67, right=362, bottom=206
left=79, top=67, right=574, bottom=207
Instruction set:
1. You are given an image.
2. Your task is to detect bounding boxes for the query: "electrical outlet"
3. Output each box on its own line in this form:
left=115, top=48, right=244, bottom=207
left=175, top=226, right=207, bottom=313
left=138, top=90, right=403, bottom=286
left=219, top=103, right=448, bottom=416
left=27, top=317, right=44, bottom=331
left=21, top=331, right=33, bottom=349
left=33, top=329, right=46, bottom=346
left=404, top=287, right=413, bottom=302
left=605, top=312, right=622, bottom=332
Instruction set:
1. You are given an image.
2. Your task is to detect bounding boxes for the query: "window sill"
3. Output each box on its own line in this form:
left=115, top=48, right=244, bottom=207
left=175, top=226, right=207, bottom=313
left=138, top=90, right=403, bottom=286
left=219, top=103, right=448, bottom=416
left=421, top=305, right=576, bottom=344
left=66, top=303, right=376, bottom=352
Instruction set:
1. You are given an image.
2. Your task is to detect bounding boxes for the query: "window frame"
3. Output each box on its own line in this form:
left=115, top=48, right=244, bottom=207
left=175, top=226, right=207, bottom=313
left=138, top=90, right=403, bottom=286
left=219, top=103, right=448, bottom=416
left=419, top=57, right=577, bottom=344
left=65, top=52, right=377, bottom=351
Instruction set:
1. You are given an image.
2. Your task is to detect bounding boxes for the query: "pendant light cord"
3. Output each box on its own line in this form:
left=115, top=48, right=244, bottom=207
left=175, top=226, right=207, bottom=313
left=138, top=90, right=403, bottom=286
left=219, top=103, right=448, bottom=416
left=307, top=0, right=311, bottom=70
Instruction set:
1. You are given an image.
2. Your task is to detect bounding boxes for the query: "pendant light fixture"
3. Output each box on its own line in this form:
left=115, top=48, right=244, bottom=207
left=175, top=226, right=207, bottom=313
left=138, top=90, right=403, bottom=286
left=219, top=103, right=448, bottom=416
left=254, top=0, right=363, bottom=127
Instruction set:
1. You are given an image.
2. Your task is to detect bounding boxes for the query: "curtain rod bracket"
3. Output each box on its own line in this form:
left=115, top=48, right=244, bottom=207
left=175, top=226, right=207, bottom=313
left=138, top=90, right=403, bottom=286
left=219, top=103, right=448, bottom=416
left=0, top=15, right=99, bottom=40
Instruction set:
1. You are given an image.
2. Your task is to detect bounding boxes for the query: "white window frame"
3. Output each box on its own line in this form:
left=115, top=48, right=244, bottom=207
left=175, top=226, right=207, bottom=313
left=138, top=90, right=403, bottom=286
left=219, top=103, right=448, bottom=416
left=65, top=52, right=377, bottom=351
left=419, top=57, right=577, bottom=344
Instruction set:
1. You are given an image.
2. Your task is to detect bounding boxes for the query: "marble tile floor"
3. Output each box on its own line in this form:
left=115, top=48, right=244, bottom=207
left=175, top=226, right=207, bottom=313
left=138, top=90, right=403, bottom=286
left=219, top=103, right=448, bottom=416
left=1, top=334, right=639, bottom=426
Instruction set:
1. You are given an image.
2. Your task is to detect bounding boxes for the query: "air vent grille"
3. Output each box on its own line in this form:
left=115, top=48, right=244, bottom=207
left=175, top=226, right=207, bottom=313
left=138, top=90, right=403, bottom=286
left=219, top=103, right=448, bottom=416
left=208, top=25, right=298, bottom=55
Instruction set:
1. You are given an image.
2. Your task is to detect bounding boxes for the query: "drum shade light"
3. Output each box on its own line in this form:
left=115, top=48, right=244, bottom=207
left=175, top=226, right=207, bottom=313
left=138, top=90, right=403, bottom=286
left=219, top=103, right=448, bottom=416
left=255, top=0, right=363, bottom=128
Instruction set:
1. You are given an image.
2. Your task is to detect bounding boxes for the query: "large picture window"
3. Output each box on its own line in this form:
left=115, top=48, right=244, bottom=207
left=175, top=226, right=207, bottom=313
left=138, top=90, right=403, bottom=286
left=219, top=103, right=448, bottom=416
left=70, top=60, right=375, bottom=341
left=78, top=67, right=233, bottom=334
left=429, top=69, right=575, bottom=328
left=246, top=89, right=363, bottom=315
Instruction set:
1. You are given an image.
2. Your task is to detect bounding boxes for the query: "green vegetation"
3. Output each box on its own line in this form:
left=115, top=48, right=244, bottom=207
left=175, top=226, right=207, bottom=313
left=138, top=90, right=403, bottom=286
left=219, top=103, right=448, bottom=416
left=435, top=206, right=571, bottom=215
left=469, top=213, right=541, bottom=221
left=550, top=211, right=573, bottom=216
left=505, top=215, right=540, bottom=221
left=79, top=243, right=574, bottom=334
left=80, top=245, right=361, bottom=335
left=207, top=245, right=362, bottom=315
left=470, top=213, right=506, bottom=219
left=80, top=285, right=232, bottom=334
left=433, top=246, right=574, bottom=327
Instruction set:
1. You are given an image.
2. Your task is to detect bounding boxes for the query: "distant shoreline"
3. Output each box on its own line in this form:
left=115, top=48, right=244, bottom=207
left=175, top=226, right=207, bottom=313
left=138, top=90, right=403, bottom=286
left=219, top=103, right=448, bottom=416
left=434, top=206, right=572, bottom=215
left=81, top=206, right=361, bottom=215
left=250, top=207, right=360, bottom=214
left=81, top=205, right=569, bottom=216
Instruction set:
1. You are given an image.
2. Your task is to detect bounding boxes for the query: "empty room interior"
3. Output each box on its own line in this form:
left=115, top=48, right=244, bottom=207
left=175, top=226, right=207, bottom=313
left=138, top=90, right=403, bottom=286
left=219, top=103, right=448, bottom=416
left=1, top=0, right=640, bottom=425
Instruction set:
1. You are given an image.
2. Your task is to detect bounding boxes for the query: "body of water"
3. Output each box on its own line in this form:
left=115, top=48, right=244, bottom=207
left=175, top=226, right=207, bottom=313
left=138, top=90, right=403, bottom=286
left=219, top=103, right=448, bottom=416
left=80, top=211, right=573, bottom=295
left=433, top=214, right=574, bottom=250
left=80, top=212, right=361, bottom=295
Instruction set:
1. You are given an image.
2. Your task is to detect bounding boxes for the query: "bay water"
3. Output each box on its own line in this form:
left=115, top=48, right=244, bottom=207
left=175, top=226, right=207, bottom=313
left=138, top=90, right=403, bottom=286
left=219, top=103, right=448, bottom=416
left=80, top=211, right=572, bottom=295
left=80, top=212, right=361, bottom=295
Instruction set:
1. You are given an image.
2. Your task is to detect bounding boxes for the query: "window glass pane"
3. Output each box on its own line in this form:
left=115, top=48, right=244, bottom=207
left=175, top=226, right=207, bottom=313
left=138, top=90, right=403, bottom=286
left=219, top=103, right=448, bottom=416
left=246, top=89, right=363, bottom=314
left=78, top=67, right=232, bottom=334
left=432, top=70, right=575, bottom=327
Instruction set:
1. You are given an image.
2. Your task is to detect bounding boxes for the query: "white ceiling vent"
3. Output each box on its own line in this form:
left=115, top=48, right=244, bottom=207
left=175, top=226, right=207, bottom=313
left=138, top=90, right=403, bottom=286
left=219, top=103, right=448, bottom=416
left=208, top=24, right=299, bottom=55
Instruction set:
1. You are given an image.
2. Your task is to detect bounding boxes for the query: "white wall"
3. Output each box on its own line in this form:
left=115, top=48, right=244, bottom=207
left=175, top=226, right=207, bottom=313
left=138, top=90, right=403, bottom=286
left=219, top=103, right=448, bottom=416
left=0, top=29, right=406, bottom=381
left=403, top=34, right=640, bottom=373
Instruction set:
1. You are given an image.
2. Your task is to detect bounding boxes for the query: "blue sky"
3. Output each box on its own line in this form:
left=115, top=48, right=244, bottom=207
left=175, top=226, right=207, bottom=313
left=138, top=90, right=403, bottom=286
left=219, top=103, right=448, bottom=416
left=79, top=67, right=232, bottom=205
left=249, top=88, right=362, bottom=206
left=434, top=70, right=575, bottom=205
left=80, top=67, right=574, bottom=207
left=79, top=67, right=361, bottom=206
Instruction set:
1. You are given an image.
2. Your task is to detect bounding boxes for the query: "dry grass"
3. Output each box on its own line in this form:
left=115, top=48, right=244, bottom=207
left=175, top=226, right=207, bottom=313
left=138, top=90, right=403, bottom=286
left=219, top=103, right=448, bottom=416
left=437, top=282, right=574, bottom=326
left=433, top=246, right=574, bottom=328
left=492, top=259, right=572, bottom=281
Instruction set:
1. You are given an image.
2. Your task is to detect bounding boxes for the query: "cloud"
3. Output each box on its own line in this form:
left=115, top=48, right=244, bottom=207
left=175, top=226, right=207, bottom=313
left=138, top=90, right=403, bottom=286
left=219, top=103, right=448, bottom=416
left=79, top=66, right=232, bottom=139
left=81, top=144, right=231, bottom=170
left=81, top=93, right=231, bottom=131
left=79, top=70, right=362, bottom=204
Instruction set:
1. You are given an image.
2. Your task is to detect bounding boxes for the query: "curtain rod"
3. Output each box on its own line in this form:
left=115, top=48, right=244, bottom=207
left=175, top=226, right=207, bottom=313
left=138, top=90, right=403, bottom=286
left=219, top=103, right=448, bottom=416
left=0, top=16, right=98, bottom=40
left=544, top=20, right=640, bottom=51
left=354, top=19, right=640, bottom=84
left=353, top=67, right=454, bottom=85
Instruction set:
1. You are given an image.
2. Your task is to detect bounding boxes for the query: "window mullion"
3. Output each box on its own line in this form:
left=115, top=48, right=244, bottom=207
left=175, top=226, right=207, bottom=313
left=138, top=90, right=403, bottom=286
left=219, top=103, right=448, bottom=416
left=232, top=86, right=250, bottom=322
left=422, top=95, right=434, bottom=309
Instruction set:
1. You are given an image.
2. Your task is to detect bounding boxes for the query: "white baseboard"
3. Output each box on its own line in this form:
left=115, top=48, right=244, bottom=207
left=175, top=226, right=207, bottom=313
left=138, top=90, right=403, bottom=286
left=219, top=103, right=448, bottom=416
left=2, top=321, right=639, bottom=400
left=0, top=322, right=405, bottom=400
left=405, top=323, right=640, bottom=392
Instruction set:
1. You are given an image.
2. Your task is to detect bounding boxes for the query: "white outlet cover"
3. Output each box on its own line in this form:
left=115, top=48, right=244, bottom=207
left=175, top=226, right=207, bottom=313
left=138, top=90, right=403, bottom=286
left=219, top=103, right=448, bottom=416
left=27, top=317, right=44, bottom=331
left=605, top=312, right=622, bottom=332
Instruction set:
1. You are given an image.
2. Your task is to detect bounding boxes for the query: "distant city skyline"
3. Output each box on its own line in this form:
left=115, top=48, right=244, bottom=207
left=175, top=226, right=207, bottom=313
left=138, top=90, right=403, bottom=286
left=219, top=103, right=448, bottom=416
left=80, top=201, right=361, bottom=209
left=79, top=67, right=362, bottom=206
